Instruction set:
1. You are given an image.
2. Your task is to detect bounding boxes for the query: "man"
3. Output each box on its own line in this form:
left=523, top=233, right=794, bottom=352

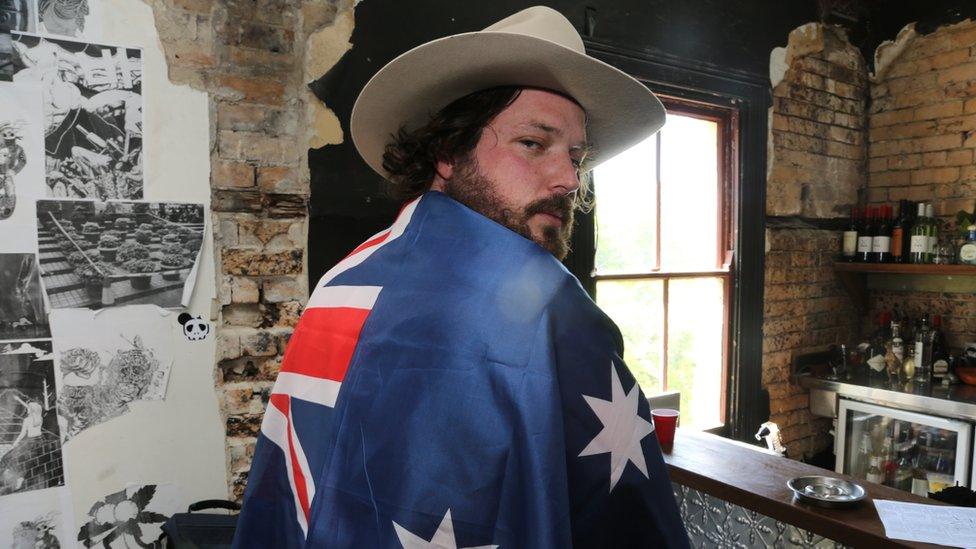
left=234, top=7, right=688, bottom=548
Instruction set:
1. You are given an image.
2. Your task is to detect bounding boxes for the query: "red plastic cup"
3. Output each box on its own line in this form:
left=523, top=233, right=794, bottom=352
left=651, top=409, right=679, bottom=446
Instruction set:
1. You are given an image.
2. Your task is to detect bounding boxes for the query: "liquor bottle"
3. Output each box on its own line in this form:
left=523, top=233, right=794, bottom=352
left=891, top=200, right=909, bottom=263
left=873, top=205, right=893, bottom=263
left=915, top=315, right=932, bottom=382
left=901, top=346, right=916, bottom=383
left=858, top=207, right=875, bottom=263
left=842, top=206, right=859, bottom=262
left=881, top=438, right=897, bottom=485
left=866, top=455, right=884, bottom=484
left=926, top=203, right=938, bottom=258
left=959, top=225, right=976, bottom=265
left=930, top=315, right=948, bottom=381
left=854, top=432, right=873, bottom=479
left=909, top=203, right=928, bottom=263
left=891, top=321, right=905, bottom=363
left=894, top=449, right=914, bottom=491
left=867, top=312, right=890, bottom=373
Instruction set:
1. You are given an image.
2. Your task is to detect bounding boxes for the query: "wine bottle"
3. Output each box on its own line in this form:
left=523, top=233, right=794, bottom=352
left=842, top=206, right=858, bottom=262
left=891, top=200, right=908, bottom=263
left=925, top=203, right=938, bottom=259
left=909, top=203, right=928, bottom=263
left=873, top=204, right=892, bottom=263
left=859, top=207, right=875, bottom=263
left=915, top=315, right=932, bottom=382
left=931, top=315, right=949, bottom=381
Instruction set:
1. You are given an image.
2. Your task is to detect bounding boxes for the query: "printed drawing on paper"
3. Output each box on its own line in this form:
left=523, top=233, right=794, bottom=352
left=9, top=32, right=142, bottom=200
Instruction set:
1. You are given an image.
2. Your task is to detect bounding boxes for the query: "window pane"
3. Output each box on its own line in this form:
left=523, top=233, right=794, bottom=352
left=592, top=134, right=657, bottom=274
left=667, top=277, right=725, bottom=429
left=660, top=114, right=719, bottom=271
left=595, top=279, right=664, bottom=394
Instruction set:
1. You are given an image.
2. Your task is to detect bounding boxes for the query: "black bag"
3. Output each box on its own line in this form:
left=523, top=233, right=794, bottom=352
left=160, top=499, right=240, bottom=548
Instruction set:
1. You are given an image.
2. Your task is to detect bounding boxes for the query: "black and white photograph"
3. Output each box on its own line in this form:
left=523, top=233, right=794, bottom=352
left=0, top=254, right=49, bottom=342
left=36, top=199, right=205, bottom=309
left=0, top=340, right=64, bottom=496
left=9, top=31, right=142, bottom=199
left=78, top=483, right=180, bottom=549
left=0, top=32, right=13, bottom=86
left=38, top=0, right=102, bottom=40
left=51, top=306, right=174, bottom=439
left=0, top=0, right=37, bottom=33
left=0, top=81, right=45, bottom=237
left=0, top=487, right=74, bottom=549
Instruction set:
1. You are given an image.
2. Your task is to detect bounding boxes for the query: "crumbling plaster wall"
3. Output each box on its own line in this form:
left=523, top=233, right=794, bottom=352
left=144, top=0, right=354, bottom=499
left=764, top=23, right=866, bottom=460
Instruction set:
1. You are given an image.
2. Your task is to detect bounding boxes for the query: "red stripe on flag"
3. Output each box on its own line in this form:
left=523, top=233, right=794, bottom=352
left=279, top=307, right=371, bottom=382
left=346, top=230, right=391, bottom=258
left=270, top=394, right=311, bottom=521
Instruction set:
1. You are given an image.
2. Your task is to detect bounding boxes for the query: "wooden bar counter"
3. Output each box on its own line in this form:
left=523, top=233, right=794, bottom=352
left=663, top=429, right=946, bottom=548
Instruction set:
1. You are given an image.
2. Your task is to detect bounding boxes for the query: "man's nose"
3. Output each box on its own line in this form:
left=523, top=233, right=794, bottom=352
left=547, top=155, right=581, bottom=195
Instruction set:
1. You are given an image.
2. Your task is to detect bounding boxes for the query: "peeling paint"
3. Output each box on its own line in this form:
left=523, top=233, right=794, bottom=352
left=871, top=23, right=917, bottom=82
left=769, top=47, right=787, bottom=88
left=784, top=22, right=825, bottom=66
left=304, top=6, right=355, bottom=149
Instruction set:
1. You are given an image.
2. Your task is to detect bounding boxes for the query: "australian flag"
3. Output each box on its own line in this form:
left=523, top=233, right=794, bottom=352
left=233, top=192, right=689, bottom=548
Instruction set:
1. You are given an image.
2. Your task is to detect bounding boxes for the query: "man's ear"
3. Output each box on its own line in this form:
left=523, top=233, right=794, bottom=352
left=430, top=158, right=454, bottom=191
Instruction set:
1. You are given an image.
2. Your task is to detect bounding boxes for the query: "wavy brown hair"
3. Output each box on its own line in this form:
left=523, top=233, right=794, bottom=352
left=382, top=86, right=592, bottom=210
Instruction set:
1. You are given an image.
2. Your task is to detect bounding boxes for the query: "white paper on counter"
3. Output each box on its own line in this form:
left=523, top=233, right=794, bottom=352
left=875, top=499, right=976, bottom=548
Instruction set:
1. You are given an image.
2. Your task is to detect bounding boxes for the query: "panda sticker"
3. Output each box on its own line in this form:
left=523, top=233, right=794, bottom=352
left=178, top=313, right=210, bottom=341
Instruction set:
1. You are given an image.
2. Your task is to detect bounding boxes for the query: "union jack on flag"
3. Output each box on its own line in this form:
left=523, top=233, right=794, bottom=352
left=233, top=192, right=688, bottom=548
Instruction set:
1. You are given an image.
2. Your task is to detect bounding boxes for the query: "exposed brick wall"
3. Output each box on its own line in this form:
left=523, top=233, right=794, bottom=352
left=768, top=24, right=867, bottom=218
left=144, top=0, right=350, bottom=500
left=866, top=19, right=976, bottom=351
left=764, top=23, right=866, bottom=459
left=763, top=228, right=858, bottom=458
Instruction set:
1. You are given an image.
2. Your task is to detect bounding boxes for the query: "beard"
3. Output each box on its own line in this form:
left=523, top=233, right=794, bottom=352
left=442, top=156, right=575, bottom=260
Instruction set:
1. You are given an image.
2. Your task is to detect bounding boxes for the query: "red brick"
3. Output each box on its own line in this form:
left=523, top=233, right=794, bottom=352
left=217, top=75, right=287, bottom=105
left=212, top=160, right=255, bottom=189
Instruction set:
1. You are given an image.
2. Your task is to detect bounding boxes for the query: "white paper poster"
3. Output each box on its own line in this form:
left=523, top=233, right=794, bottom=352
left=36, top=199, right=205, bottom=310
left=37, top=0, right=104, bottom=41
left=50, top=306, right=174, bottom=439
left=0, top=340, right=65, bottom=496
left=0, top=487, right=75, bottom=549
left=0, top=253, right=50, bottom=342
left=76, top=483, right=180, bottom=548
left=0, top=81, right=46, bottom=250
left=9, top=31, right=142, bottom=199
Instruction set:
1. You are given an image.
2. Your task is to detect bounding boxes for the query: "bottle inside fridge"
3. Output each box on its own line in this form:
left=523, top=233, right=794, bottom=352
left=839, top=400, right=970, bottom=498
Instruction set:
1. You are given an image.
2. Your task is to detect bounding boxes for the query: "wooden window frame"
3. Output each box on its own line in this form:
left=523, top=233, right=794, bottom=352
left=592, top=98, right=738, bottom=430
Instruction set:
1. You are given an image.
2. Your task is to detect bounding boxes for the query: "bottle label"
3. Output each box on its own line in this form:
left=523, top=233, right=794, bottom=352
left=867, top=354, right=887, bottom=372
left=928, top=235, right=938, bottom=254
left=910, top=235, right=927, bottom=253
left=915, top=342, right=925, bottom=365
left=892, top=228, right=904, bottom=257
left=872, top=236, right=891, bottom=253
left=893, top=342, right=904, bottom=361
left=842, top=231, right=857, bottom=256
left=857, top=236, right=872, bottom=253
left=961, top=244, right=976, bottom=263
left=867, top=471, right=883, bottom=484
left=934, top=359, right=949, bottom=374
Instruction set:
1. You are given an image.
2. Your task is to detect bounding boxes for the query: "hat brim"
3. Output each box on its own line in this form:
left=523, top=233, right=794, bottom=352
left=351, top=31, right=665, bottom=178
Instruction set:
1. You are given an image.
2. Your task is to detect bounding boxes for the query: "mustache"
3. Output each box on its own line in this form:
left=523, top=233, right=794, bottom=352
left=524, top=195, right=574, bottom=222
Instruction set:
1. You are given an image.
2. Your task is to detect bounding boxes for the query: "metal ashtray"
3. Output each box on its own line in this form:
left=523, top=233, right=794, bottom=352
left=788, top=476, right=866, bottom=508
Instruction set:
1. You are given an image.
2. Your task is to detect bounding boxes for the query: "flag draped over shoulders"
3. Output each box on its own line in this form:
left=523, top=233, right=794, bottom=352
left=233, top=192, right=689, bottom=548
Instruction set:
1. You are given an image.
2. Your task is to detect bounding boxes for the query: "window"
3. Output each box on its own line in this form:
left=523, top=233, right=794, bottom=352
left=592, top=98, right=736, bottom=431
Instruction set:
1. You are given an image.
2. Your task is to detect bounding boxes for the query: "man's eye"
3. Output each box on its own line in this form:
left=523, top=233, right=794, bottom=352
left=571, top=158, right=582, bottom=169
left=519, top=139, right=542, bottom=149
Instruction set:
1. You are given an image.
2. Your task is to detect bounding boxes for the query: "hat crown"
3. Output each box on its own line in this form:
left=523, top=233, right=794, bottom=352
left=482, top=6, right=584, bottom=53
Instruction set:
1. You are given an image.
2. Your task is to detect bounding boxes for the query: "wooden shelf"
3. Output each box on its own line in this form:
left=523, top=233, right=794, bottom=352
left=834, top=262, right=976, bottom=275
left=834, top=262, right=976, bottom=312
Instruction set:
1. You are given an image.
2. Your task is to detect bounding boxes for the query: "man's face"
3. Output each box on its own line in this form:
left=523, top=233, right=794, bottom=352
left=432, top=89, right=587, bottom=260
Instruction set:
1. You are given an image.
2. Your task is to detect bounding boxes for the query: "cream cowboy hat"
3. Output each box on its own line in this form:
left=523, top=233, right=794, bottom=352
left=350, top=5, right=666, bottom=178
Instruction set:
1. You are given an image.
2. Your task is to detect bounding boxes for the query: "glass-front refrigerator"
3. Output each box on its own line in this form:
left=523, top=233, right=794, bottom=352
left=836, top=398, right=972, bottom=497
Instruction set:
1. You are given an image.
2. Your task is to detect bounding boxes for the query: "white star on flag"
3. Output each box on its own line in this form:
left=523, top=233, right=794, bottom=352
left=393, top=509, right=497, bottom=549
left=579, top=361, right=655, bottom=492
